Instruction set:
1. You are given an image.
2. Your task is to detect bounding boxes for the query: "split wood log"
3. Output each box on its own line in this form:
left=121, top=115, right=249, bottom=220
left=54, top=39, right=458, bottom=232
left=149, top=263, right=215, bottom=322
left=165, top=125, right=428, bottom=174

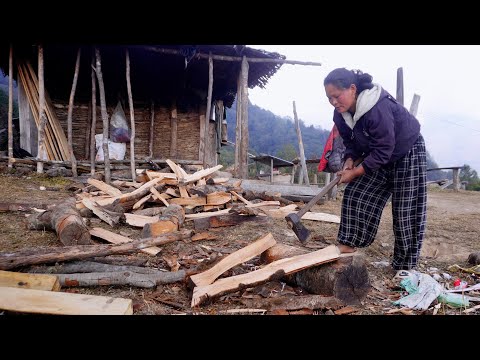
left=27, top=260, right=160, bottom=274
left=189, top=233, right=276, bottom=287
left=124, top=213, right=160, bottom=228
left=240, top=295, right=343, bottom=311
left=27, top=198, right=92, bottom=246
left=179, top=165, right=223, bottom=186
left=90, top=227, right=161, bottom=255
left=90, top=256, right=147, bottom=267
left=81, top=198, right=122, bottom=227
left=141, top=204, right=185, bottom=238
left=57, top=270, right=187, bottom=288
left=87, top=178, right=122, bottom=196
left=261, top=244, right=371, bottom=305
left=206, top=191, right=232, bottom=206
left=133, top=207, right=165, bottom=217
left=191, top=245, right=340, bottom=307
left=193, top=213, right=269, bottom=231
left=0, top=230, right=191, bottom=270
left=0, top=270, right=60, bottom=291
left=0, top=287, right=132, bottom=315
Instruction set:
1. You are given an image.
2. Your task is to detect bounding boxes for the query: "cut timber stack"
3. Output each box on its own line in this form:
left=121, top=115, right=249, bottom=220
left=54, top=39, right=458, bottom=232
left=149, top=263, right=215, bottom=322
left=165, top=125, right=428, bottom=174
left=17, top=62, right=70, bottom=161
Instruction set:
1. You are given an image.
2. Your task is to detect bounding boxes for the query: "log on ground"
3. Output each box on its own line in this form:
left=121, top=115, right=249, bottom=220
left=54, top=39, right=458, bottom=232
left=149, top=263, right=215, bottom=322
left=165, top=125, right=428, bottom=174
left=261, top=244, right=370, bottom=305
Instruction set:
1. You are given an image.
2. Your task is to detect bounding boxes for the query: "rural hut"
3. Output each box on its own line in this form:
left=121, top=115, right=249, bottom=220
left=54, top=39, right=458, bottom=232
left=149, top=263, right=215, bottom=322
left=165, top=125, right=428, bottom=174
left=0, top=44, right=286, bottom=180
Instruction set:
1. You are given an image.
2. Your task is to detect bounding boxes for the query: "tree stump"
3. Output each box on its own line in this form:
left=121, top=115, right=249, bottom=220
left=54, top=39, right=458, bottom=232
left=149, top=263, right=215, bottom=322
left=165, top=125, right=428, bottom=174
left=261, top=244, right=370, bottom=305
left=27, top=197, right=92, bottom=246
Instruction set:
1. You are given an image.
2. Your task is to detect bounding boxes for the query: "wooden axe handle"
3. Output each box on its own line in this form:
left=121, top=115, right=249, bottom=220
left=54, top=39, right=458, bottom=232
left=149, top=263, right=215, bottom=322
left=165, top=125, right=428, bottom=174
left=296, top=158, right=363, bottom=219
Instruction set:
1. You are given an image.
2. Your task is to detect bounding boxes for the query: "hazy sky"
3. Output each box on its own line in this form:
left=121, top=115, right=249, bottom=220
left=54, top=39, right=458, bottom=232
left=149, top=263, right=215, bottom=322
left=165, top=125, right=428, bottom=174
left=248, top=45, right=480, bottom=172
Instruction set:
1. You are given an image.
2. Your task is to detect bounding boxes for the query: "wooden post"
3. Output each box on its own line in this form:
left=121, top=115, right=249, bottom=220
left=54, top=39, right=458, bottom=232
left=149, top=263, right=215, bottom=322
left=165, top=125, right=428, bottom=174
left=204, top=54, right=214, bottom=167
left=90, top=53, right=97, bottom=177
left=37, top=44, right=47, bottom=173
left=409, top=94, right=421, bottom=117
left=85, top=96, right=92, bottom=160
left=313, top=173, right=318, bottom=185
left=126, top=49, right=136, bottom=182
left=290, top=164, right=297, bottom=184
left=324, top=172, right=331, bottom=199
left=292, top=101, right=309, bottom=185
left=270, top=157, right=274, bottom=183
left=67, top=48, right=81, bottom=178
left=396, top=67, right=404, bottom=106
left=94, top=47, right=111, bottom=184
left=170, top=100, right=177, bottom=159
left=149, top=100, right=154, bottom=158
left=234, top=56, right=250, bottom=179
left=452, top=168, right=460, bottom=191
left=7, top=45, right=13, bottom=168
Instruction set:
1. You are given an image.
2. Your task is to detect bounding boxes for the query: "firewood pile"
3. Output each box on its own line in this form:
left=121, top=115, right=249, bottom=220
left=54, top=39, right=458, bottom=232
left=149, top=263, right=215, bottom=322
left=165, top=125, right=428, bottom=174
left=0, top=160, right=370, bottom=315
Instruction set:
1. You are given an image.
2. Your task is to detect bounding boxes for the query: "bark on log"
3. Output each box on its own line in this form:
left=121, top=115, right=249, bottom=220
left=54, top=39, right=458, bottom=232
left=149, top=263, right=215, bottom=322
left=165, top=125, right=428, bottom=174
left=261, top=244, right=370, bottom=305
left=140, top=204, right=185, bottom=238
left=90, top=256, right=147, bottom=267
left=27, top=198, right=92, bottom=246
left=243, top=190, right=294, bottom=206
left=0, top=230, right=192, bottom=270
left=193, top=213, right=269, bottom=230
left=240, top=295, right=343, bottom=311
left=58, top=270, right=187, bottom=288
left=27, top=260, right=159, bottom=274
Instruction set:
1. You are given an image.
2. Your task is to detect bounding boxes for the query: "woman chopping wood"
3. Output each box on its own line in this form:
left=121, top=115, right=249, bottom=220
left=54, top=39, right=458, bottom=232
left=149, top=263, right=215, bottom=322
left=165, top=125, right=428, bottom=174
left=323, top=67, right=427, bottom=278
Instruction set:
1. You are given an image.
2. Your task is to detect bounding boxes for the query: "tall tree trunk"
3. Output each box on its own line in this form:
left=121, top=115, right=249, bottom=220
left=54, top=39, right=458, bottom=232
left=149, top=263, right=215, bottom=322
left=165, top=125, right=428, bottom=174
left=90, top=52, right=97, bottom=176
left=126, top=49, right=136, bottom=181
left=37, top=44, right=47, bottom=173
left=67, top=48, right=81, bottom=177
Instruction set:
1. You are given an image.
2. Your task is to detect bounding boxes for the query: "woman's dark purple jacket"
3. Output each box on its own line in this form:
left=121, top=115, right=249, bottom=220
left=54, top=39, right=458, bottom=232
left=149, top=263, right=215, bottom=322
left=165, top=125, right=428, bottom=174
left=332, top=88, right=421, bottom=174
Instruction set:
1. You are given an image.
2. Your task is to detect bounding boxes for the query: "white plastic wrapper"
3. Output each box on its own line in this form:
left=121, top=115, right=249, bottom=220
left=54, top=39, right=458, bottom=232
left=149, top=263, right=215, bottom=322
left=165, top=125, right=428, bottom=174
left=95, top=134, right=126, bottom=161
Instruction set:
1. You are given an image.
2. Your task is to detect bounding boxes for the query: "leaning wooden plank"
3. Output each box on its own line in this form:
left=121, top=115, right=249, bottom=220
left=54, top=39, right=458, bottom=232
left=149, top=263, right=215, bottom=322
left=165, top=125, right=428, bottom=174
left=145, top=171, right=177, bottom=181
left=90, top=227, right=161, bottom=255
left=185, top=209, right=230, bottom=220
left=0, top=270, right=60, bottom=291
left=0, top=287, right=132, bottom=315
left=0, top=230, right=191, bottom=270
left=87, top=178, right=122, bottom=196
left=95, top=177, right=163, bottom=207
left=82, top=198, right=122, bottom=227
left=180, top=165, right=223, bottom=185
left=189, top=233, right=276, bottom=287
left=191, top=245, right=340, bottom=307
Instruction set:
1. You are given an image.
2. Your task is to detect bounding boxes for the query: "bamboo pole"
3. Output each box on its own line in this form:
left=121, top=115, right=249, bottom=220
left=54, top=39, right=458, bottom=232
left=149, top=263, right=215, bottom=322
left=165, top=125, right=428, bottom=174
left=204, top=53, right=213, bottom=167
left=7, top=45, right=13, bottom=168
left=293, top=101, right=309, bottom=185
left=37, top=45, right=47, bottom=173
left=126, top=49, right=136, bottom=181
left=90, top=53, right=97, bottom=176
left=143, top=46, right=322, bottom=66
left=149, top=100, right=154, bottom=158
left=94, top=47, right=111, bottom=183
left=67, top=48, right=81, bottom=177
left=409, top=94, right=421, bottom=117
left=396, top=67, right=404, bottom=106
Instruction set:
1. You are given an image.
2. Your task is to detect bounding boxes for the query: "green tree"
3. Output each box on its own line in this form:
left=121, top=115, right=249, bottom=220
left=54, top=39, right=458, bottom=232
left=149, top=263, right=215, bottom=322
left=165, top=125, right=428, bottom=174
left=460, top=164, right=480, bottom=191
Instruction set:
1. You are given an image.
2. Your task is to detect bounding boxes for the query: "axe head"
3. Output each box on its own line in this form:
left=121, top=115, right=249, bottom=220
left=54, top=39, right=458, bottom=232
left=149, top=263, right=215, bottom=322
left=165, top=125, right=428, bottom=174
left=285, top=213, right=311, bottom=244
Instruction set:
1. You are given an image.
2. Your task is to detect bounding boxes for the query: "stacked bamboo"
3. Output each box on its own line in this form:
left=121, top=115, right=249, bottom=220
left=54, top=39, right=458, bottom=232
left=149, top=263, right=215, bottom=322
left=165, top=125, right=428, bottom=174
left=17, top=61, right=70, bottom=161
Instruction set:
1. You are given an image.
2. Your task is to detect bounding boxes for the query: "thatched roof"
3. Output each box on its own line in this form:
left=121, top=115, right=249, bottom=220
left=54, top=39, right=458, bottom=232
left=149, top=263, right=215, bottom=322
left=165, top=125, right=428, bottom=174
left=0, top=44, right=285, bottom=109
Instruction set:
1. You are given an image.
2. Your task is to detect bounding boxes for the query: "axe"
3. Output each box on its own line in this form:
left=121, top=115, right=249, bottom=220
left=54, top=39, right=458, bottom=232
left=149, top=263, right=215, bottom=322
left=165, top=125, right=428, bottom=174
left=285, top=158, right=362, bottom=244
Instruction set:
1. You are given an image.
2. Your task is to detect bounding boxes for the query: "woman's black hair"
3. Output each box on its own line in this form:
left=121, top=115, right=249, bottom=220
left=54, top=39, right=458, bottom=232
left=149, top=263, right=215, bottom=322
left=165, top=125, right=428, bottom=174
left=324, top=68, right=374, bottom=93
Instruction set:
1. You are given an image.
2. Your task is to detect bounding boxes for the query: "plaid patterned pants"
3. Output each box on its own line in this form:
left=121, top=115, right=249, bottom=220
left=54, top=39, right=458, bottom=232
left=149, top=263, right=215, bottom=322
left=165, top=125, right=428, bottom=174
left=338, top=135, right=427, bottom=270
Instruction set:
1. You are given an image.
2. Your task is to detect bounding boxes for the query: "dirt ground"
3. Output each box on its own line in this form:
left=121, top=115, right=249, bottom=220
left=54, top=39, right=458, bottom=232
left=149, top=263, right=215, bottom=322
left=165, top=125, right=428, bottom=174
left=1, top=166, right=479, bottom=316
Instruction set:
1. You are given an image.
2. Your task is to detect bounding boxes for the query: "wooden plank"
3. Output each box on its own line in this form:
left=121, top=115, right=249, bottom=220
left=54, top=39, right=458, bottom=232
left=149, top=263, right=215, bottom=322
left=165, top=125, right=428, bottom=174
left=193, top=213, right=268, bottom=230
left=81, top=198, right=121, bottom=227
left=190, top=233, right=277, bottom=287
left=396, top=67, right=404, bottom=106
left=169, top=197, right=207, bottom=206
left=0, top=270, right=60, bottom=291
left=293, top=101, right=309, bottom=185
left=0, top=287, right=132, bottom=315
left=185, top=208, right=230, bottom=220
left=87, top=178, right=122, bottom=196
left=191, top=244, right=341, bottom=307
left=124, top=213, right=160, bottom=228
left=89, top=227, right=161, bottom=255
left=409, top=94, right=421, bottom=117
left=180, top=165, right=223, bottom=185
left=206, top=191, right=231, bottom=206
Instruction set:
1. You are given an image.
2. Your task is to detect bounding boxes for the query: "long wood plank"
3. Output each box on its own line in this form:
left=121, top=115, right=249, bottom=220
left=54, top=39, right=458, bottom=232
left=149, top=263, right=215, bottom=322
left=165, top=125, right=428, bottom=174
left=89, top=227, right=161, bottom=255
left=191, top=245, right=340, bottom=307
left=0, top=270, right=60, bottom=291
left=0, top=287, right=132, bottom=315
left=189, top=233, right=277, bottom=287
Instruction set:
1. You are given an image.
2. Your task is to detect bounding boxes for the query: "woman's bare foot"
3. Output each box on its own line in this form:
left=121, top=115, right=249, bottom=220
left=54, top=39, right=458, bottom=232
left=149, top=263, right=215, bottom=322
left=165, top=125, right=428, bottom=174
left=337, top=244, right=357, bottom=254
